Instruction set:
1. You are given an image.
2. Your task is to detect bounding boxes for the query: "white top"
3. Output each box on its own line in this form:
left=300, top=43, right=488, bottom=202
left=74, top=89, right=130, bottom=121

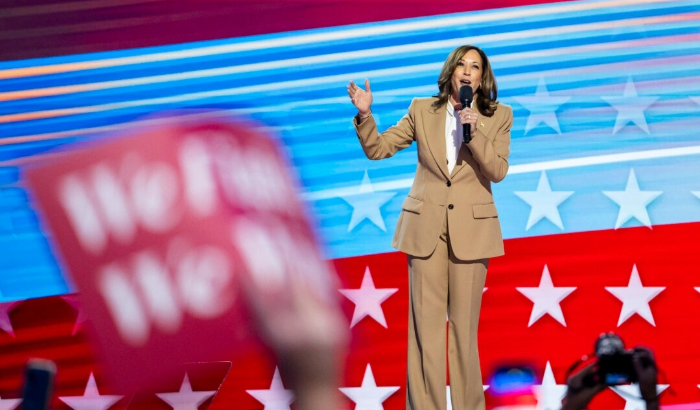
left=445, top=106, right=462, bottom=174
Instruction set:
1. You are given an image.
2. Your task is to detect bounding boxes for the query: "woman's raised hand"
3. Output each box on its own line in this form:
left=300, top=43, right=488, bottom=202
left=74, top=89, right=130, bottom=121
left=347, top=79, right=372, bottom=116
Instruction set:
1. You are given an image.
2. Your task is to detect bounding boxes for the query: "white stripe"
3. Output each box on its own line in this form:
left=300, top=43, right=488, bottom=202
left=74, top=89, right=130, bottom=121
left=490, top=34, right=700, bottom=66
left=498, top=54, right=700, bottom=86
left=7, top=48, right=698, bottom=125
left=0, top=0, right=681, bottom=76
left=6, top=41, right=700, bottom=125
left=0, top=109, right=250, bottom=147
left=6, top=13, right=696, bottom=101
left=0, top=63, right=444, bottom=123
left=303, top=144, right=700, bottom=200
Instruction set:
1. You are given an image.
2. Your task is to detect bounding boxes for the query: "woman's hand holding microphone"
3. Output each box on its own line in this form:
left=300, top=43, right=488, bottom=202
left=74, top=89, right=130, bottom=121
left=458, top=105, right=478, bottom=137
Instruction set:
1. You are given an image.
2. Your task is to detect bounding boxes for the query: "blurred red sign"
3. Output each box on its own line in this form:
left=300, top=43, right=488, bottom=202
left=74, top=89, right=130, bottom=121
left=25, top=115, right=334, bottom=392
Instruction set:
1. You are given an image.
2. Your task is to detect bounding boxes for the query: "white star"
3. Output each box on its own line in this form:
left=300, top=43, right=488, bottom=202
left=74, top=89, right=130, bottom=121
left=533, top=362, right=567, bottom=410
left=59, top=373, right=123, bottom=410
left=602, top=77, right=658, bottom=135
left=339, top=266, right=398, bottom=328
left=515, top=171, right=574, bottom=230
left=0, top=395, right=21, bottom=410
left=603, top=169, right=661, bottom=229
left=692, top=191, right=700, bottom=200
left=517, top=265, right=576, bottom=327
left=513, top=76, right=570, bottom=135
left=339, top=170, right=397, bottom=232
left=61, top=294, right=87, bottom=335
left=339, top=364, right=399, bottom=410
left=610, top=383, right=668, bottom=410
left=246, top=367, right=294, bottom=410
left=606, top=265, right=664, bottom=326
left=446, top=385, right=488, bottom=410
left=0, top=298, right=21, bottom=337
left=156, top=373, right=216, bottom=410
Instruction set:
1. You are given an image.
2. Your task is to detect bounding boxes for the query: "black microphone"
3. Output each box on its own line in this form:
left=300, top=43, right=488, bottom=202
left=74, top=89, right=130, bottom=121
left=459, top=85, right=473, bottom=144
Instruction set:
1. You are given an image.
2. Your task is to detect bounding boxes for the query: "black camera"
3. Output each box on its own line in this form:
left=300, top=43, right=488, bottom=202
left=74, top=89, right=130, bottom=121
left=594, top=332, right=636, bottom=385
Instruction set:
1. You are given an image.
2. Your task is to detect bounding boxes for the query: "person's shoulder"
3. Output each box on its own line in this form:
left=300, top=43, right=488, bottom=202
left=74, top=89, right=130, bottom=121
left=414, top=96, right=438, bottom=103
left=408, top=97, right=440, bottom=112
left=493, top=100, right=511, bottom=110
left=412, top=97, right=438, bottom=106
left=489, top=101, right=513, bottom=127
left=492, top=101, right=513, bottom=117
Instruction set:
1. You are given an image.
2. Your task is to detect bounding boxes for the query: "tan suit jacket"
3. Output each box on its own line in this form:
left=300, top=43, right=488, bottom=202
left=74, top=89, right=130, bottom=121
left=354, top=96, right=512, bottom=261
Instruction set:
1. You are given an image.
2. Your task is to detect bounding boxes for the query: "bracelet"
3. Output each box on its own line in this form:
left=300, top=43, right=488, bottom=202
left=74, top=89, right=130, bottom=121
left=358, top=111, right=372, bottom=119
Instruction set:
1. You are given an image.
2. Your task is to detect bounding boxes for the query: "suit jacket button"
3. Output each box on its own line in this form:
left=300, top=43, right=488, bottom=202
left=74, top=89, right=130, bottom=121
left=446, top=181, right=452, bottom=187
left=448, top=204, right=454, bottom=210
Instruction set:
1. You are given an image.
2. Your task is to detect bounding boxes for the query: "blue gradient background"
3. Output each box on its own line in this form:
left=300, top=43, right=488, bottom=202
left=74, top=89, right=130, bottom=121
left=0, top=0, right=699, bottom=302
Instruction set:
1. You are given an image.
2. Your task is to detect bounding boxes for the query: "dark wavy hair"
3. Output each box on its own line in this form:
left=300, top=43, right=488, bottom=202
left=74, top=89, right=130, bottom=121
left=432, top=45, right=498, bottom=116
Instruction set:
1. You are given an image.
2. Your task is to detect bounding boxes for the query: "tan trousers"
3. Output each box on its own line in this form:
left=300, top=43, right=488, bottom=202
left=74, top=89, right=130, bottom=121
left=406, top=215, right=488, bottom=410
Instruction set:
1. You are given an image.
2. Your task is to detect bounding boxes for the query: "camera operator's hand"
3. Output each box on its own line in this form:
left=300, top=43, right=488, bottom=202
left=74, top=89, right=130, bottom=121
left=633, top=347, right=659, bottom=410
left=561, top=362, right=605, bottom=410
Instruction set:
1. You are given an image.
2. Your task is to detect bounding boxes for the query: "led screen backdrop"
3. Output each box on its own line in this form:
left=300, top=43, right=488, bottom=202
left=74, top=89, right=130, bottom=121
left=1, top=0, right=700, bottom=409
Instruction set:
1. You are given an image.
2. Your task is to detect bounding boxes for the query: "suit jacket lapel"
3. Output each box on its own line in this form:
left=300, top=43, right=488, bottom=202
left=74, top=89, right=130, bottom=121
left=422, top=103, right=450, bottom=179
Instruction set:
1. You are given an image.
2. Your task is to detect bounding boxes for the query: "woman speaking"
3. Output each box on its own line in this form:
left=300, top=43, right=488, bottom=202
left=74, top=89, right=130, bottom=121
left=347, top=45, right=512, bottom=410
